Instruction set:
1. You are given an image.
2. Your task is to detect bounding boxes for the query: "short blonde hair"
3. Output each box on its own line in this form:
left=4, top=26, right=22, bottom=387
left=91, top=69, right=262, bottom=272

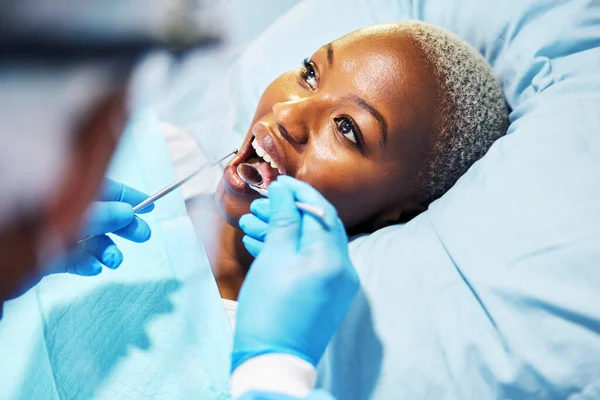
left=405, top=21, right=509, bottom=205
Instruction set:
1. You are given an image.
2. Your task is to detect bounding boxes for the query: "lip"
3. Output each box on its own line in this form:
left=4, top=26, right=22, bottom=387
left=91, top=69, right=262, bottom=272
left=222, top=120, right=287, bottom=196
left=223, top=163, right=257, bottom=196
left=252, top=122, right=287, bottom=175
left=223, top=134, right=257, bottom=196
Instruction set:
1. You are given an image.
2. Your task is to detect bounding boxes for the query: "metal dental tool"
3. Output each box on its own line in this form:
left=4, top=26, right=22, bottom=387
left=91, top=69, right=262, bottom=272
left=236, top=162, right=329, bottom=227
left=78, top=149, right=238, bottom=245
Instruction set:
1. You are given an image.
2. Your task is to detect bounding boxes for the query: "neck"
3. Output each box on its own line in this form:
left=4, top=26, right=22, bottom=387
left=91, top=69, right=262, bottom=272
left=212, top=221, right=254, bottom=300
left=188, top=195, right=253, bottom=300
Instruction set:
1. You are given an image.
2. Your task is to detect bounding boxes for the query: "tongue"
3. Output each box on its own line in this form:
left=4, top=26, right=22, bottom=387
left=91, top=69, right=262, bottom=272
left=248, top=156, right=281, bottom=188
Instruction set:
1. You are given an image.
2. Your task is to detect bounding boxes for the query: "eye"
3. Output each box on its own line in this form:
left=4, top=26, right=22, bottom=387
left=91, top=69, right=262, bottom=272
left=334, top=116, right=361, bottom=146
left=301, top=58, right=318, bottom=90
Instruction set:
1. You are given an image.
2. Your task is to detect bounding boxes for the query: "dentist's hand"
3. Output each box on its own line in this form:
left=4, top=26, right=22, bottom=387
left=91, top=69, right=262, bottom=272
left=234, top=176, right=359, bottom=371
left=238, top=198, right=270, bottom=258
left=51, top=179, right=154, bottom=276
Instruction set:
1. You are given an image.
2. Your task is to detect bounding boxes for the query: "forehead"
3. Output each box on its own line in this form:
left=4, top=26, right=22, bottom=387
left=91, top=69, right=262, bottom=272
left=333, top=29, right=423, bottom=97
left=316, top=26, right=439, bottom=155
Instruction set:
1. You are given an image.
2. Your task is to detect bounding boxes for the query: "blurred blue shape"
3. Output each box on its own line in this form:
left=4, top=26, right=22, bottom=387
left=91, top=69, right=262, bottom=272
left=0, top=108, right=233, bottom=399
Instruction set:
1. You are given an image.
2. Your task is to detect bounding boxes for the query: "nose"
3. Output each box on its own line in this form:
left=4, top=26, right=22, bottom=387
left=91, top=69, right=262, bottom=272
left=272, top=97, right=313, bottom=145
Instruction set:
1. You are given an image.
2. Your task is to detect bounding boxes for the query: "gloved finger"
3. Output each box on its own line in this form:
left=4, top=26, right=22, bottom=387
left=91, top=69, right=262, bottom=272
left=299, top=209, right=347, bottom=253
left=249, top=198, right=270, bottom=223
left=83, top=201, right=135, bottom=236
left=299, top=214, right=347, bottom=254
left=102, top=179, right=155, bottom=213
left=113, top=215, right=152, bottom=243
left=276, top=176, right=338, bottom=228
left=64, top=250, right=103, bottom=276
left=264, top=181, right=300, bottom=251
left=275, top=176, right=346, bottom=250
left=242, top=235, right=264, bottom=258
left=81, top=234, right=123, bottom=270
left=239, top=213, right=268, bottom=242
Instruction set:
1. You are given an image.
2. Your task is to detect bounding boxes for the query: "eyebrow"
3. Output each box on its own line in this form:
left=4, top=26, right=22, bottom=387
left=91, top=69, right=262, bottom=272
left=321, top=44, right=387, bottom=148
left=345, top=93, right=388, bottom=148
left=325, top=43, right=334, bottom=67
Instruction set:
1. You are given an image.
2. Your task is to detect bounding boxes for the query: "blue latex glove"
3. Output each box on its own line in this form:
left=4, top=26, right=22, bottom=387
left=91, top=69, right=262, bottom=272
left=53, top=179, right=154, bottom=276
left=233, top=176, right=359, bottom=370
left=238, top=198, right=270, bottom=258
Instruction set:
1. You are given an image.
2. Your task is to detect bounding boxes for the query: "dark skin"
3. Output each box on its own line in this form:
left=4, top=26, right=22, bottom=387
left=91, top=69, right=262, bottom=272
left=197, top=24, right=441, bottom=300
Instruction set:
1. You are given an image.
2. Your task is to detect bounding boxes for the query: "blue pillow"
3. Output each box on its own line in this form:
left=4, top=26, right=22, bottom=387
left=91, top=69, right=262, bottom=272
left=231, top=0, right=600, bottom=398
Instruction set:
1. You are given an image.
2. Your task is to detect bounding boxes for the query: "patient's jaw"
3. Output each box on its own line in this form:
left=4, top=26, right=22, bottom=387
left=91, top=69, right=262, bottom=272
left=217, top=25, right=440, bottom=232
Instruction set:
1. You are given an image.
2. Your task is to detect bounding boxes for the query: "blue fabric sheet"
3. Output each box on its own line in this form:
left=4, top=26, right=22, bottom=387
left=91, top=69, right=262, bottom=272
left=0, top=108, right=233, bottom=400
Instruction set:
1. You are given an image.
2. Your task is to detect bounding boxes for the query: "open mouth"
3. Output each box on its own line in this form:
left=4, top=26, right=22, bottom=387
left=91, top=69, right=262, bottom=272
left=237, top=136, right=283, bottom=189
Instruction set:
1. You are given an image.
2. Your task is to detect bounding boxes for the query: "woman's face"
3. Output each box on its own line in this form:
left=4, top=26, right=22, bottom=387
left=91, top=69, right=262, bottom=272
left=217, top=25, right=439, bottom=231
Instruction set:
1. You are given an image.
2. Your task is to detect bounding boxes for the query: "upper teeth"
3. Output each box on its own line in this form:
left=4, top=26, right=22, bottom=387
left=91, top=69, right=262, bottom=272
left=252, top=139, right=281, bottom=173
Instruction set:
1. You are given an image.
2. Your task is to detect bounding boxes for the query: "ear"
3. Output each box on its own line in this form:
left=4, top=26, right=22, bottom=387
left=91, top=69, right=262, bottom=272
left=372, top=202, right=427, bottom=231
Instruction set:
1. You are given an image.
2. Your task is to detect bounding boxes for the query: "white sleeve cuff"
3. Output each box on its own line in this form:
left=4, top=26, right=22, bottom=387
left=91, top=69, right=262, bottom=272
left=231, top=353, right=317, bottom=398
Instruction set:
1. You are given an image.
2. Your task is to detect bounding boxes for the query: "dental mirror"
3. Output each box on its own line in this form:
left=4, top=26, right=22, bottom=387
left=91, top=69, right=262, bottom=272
left=236, top=162, right=329, bottom=226
left=237, top=162, right=264, bottom=185
left=237, top=162, right=268, bottom=196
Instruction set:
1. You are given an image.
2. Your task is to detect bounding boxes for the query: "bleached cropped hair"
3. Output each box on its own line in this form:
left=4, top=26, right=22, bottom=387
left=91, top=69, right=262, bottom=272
left=405, top=21, right=508, bottom=206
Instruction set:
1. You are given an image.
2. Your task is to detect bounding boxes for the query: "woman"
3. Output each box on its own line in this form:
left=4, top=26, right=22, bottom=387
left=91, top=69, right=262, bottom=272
left=191, top=21, right=508, bottom=301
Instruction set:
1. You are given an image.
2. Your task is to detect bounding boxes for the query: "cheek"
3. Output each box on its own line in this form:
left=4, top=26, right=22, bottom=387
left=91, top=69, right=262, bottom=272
left=295, top=153, right=389, bottom=228
left=215, top=180, right=253, bottom=226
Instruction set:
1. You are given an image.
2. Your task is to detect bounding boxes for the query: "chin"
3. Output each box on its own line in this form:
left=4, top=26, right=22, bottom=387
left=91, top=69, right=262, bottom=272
left=215, top=179, right=253, bottom=227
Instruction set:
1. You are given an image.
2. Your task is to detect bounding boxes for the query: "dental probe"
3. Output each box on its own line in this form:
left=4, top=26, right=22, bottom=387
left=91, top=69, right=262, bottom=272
left=78, top=149, right=238, bottom=245
left=132, top=149, right=237, bottom=213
